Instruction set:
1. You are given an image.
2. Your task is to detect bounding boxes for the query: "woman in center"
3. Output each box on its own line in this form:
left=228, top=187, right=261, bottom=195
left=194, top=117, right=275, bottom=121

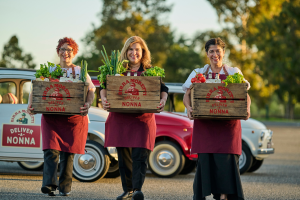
left=100, top=36, right=168, bottom=200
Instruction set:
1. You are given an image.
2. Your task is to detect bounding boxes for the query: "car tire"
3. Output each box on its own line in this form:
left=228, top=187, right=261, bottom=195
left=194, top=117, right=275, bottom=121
left=72, top=140, right=110, bottom=182
left=180, top=159, right=196, bottom=175
left=148, top=141, right=185, bottom=178
left=239, top=144, right=253, bottom=174
left=247, top=158, right=264, bottom=172
left=17, top=161, right=44, bottom=171
left=104, top=158, right=120, bottom=178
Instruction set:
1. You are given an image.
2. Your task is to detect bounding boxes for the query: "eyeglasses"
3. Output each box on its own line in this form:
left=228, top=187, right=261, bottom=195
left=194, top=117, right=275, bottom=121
left=59, top=48, right=73, bottom=53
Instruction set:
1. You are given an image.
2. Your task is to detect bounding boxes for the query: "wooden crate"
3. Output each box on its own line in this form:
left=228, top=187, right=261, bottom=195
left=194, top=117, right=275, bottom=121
left=31, top=80, right=89, bottom=115
left=106, top=75, right=161, bottom=113
left=190, top=83, right=248, bottom=119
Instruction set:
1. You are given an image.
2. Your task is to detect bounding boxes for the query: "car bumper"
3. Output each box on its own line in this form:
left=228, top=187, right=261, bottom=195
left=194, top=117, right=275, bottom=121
left=257, top=148, right=275, bottom=154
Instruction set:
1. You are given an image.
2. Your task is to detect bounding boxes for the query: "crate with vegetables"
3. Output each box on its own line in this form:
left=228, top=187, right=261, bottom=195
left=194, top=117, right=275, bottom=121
left=190, top=72, right=248, bottom=119
left=97, top=46, right=164, bottom=113
left=31, top=61, right=89, bottom=115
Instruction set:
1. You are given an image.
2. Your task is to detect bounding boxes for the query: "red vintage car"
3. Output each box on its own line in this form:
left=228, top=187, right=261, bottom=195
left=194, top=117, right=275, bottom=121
left=92, top=78, right=197, bottom=178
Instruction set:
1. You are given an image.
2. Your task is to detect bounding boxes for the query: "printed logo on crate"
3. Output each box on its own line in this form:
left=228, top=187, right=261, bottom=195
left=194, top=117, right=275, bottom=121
left=118, top=79, right=147, bottom=107
left=206, top=86, right=234, bottom=115
left=42, top=83, right=71, bottom=112
left=1, top=109, right=41, bottom=148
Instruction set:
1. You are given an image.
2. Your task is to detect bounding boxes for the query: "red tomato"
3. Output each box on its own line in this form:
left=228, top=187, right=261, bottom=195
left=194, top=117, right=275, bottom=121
left=195, top=81, right=202, bottom=83
left=200, top=77, right=206, bottom=83
left=196, top=73, right=204, bottom=80
left=191, top=78, right=197, bottom=83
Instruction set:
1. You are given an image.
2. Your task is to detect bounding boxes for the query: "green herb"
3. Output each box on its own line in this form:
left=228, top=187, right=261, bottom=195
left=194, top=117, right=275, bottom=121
left=35, top=63, right=51, bottom=78
left=81, top=60, right=88, bottom=82
left=142, top=66, right=165, bottom=78
left=97, top=45, right=128, bottom=89
left=223, top=73, right=245, bottom=87
left=49, top=62, right=63, bottom=79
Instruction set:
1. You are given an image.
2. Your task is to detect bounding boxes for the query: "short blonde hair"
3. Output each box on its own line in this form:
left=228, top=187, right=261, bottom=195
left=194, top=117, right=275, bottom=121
left=120, top=36, right=151, bottom=70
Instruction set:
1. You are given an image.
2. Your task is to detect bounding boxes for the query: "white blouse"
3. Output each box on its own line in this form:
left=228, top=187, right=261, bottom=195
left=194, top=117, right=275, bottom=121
left=49, top=65, right=96, bottom=92
left=182, top=64, right=251, bottom=92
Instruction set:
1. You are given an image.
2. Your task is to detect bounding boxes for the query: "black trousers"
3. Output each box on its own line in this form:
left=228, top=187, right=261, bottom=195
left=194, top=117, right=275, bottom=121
left=42, top=149, right=74, bottom=193
left=193, top=153, right=244, bottom=200
left=116, top=147, right=150, bottom=192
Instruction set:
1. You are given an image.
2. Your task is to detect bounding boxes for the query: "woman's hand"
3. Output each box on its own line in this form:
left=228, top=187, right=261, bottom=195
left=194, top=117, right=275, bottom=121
left=101, top=97, right=110, bottom=110
left=157, top=98, right=166, bottom=112
left=80, top=102, right=90, bottom=116
left=27, top=103, right=35, bottom=115
left=187, top=106, right=194, bottom=120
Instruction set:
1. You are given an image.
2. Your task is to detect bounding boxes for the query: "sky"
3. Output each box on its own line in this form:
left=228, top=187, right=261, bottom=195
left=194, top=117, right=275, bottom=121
left=0, top=0, right=221, bottom=68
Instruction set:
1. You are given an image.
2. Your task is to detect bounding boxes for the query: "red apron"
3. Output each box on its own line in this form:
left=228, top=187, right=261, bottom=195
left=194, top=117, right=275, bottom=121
left=41, top=114, right=88, bottom=154
left=191, top=68, right=242, bottom=155
left=104, top=71, right=157, bottom=151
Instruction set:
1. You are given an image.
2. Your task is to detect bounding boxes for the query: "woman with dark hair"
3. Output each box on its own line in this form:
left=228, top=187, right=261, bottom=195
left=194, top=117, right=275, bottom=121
left=183, top=37, right=251, bottom=200
left=100, top=36, right=168, bottom=200
left=27, top=37, right=95, bottom=196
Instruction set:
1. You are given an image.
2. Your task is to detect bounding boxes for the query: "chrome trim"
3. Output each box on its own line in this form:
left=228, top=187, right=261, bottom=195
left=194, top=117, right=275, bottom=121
left=257, top=148, right=275, bottom=154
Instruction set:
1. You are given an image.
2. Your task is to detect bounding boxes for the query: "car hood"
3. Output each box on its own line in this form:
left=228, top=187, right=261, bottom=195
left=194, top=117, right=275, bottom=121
left=241, top=118, right=267, bottom=129
left=155, top=112, right=193, bottom=127
left=88, top=107, right=109, bottom=122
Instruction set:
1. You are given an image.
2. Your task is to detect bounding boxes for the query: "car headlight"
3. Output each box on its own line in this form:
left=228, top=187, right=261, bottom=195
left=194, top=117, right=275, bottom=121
left=260, top=132, right=265, bottom=140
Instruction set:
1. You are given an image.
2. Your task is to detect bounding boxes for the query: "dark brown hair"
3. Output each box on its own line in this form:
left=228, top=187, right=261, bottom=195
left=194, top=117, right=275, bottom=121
left=205, top=37, right=226, bottom=52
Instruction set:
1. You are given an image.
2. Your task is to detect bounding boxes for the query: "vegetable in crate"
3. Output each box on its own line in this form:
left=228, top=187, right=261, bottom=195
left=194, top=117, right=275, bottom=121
left=81, top=60, right=88, bottom=82
left=223, top=73, right=245, bottom=87
left=191, top=71, right=206, bottom=83
left=97, top=45, right=128, bottom=89
left=142, top=66, right=165, bottom=78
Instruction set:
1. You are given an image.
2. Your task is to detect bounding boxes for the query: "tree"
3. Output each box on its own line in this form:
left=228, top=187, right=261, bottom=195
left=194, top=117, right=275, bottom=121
left=76, top=0, right=174, bottom=76
left=163, top=36, right=204, bottom=82
left=0, top=35, right=36, bottom=69
left=203, top=0, right=284, bottom=107
left=247, top=0, right=300, bottom=118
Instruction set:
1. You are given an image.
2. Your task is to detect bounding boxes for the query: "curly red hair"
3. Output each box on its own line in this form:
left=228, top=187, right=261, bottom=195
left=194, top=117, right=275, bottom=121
left=56, top=37, right=79, bottom=55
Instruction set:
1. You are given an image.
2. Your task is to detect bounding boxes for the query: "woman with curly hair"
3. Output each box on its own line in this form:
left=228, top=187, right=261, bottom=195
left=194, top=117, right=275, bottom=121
left=27, top=37, right=95, bottom=196
left=100, top=36, right=168, bottom=200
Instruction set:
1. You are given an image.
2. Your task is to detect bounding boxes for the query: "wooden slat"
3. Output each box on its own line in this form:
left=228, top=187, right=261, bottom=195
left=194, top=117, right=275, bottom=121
left=32, top=96, right=85, bottom=105
left=31, top=103, right=82, bottom=114
left=106, top=76, right=161, bottom=91
left=107, top=91, right=160, bottom=101
left=32, top=81, right=88, bottom=98
left=192, top=99, right=247, bottom=118
left=191, top=83, right=247, bottom=99
left=107, top=99, right=160, bottom=112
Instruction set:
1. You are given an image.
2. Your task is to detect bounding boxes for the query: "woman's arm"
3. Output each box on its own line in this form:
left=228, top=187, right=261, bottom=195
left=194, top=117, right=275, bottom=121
left=157, top=91, right=168, bottom=112
left=27, top=91, right=35, bottom=114
left=100, top=89, right=110, bottom=110
left=80, top=90, right=95, bottom=115
left=244, top=93, right=251, bottom=120
left=183, top=88, right=194, bottom=120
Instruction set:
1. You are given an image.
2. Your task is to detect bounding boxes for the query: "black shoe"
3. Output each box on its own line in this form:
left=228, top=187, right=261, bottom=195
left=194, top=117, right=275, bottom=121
left=59, top=191, right=71, bottom=196
left=116, top=191, right=133, bottom=200
left=41, top=186, right=56, bottom=196
left=132, top=190, right=144, bottom=200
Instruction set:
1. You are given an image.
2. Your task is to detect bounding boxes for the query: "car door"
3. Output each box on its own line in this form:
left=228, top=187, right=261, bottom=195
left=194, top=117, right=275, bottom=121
left=0, top=77, right=43, bottom=161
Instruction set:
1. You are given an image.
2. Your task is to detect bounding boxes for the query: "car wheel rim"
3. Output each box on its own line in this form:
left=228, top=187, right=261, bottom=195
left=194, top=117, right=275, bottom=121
left=239, top=151, right=246, bottom=169
left=73, top=146, right=104, bottom=179
left=149, top=144, right=180, bottom=176
left=157, top=151, right=174, bottom=168
left=78, top=154, right=96, bottom=171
